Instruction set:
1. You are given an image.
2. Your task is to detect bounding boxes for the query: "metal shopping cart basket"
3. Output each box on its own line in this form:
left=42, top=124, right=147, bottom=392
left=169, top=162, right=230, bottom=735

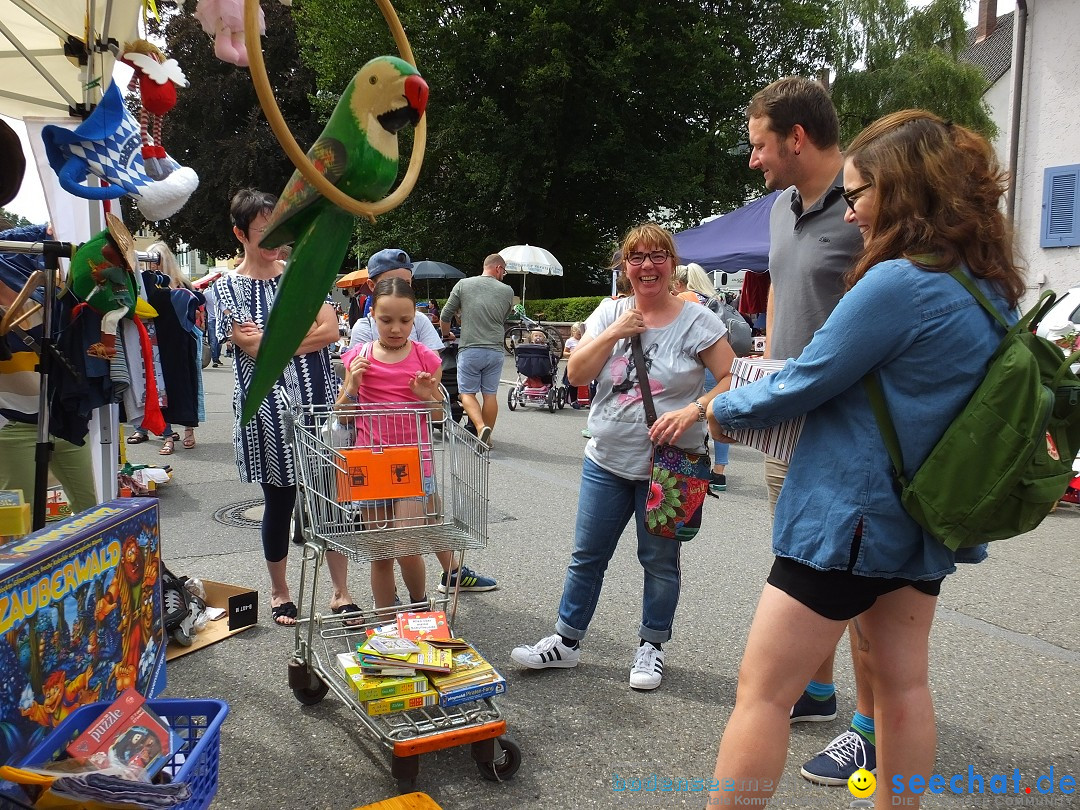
left=283, top=400, right=520, bottom=792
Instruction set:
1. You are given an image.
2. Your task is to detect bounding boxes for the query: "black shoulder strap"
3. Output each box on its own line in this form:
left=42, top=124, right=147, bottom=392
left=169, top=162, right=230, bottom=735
left=630, top=335, right=657, bottom=426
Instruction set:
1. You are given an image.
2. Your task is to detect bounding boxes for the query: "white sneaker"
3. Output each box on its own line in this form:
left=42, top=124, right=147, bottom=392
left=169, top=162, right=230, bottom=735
left=511, top=634, right=580, bottom=669
left=629, top=643, right=665, bottom=690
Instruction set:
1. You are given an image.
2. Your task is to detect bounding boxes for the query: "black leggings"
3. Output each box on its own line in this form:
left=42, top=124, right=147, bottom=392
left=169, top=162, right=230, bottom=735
left=259, top=482, right=302, bottom=563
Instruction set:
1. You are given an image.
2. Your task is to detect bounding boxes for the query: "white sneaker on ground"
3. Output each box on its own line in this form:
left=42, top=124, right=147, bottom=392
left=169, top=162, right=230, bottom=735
left=510, top=634, right=580, bottom=669
left=629, top=643, right=665, bottom=690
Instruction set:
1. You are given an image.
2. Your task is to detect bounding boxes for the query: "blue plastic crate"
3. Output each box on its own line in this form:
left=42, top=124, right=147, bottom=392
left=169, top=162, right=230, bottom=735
left=19, top=698, right=228, bottom=810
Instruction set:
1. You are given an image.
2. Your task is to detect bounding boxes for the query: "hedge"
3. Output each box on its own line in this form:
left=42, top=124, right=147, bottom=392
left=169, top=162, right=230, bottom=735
left=432, top=296, right=607, bottom=323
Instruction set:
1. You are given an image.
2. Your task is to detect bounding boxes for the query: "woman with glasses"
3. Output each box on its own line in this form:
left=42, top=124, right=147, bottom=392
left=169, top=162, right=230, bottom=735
left=511, top=223, right=736, bottom=691
left=707, top=111, right=1025, bottom=806
left=214, top=189, right=359, bottom=627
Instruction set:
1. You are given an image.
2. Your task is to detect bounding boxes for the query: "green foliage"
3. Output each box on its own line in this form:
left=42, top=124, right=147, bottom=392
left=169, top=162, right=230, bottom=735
left=517, top=297, right=607, bottom=323
left=126, top=1, right=324, bottom=259
left=293, top=0, right=833, bottom=295
left=0, top=207, right=33, bottom=229
left=828, top=0, right=997, bottom=145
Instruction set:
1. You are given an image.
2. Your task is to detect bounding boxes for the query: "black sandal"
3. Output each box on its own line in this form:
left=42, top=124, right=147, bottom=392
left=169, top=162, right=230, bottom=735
left=126, top=432, right=149, bottom=444
left=271, top=601, right=298, bottom=626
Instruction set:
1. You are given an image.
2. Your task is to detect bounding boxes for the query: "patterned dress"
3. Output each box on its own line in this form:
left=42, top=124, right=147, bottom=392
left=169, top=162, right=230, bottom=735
left=214, top=274, right=335, bottom=486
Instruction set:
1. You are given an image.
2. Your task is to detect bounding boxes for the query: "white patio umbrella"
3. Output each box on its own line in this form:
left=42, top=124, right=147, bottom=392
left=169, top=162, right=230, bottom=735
left=500, top=244, right=562, bottom=309
left=0, top=0, right=142, bottom=119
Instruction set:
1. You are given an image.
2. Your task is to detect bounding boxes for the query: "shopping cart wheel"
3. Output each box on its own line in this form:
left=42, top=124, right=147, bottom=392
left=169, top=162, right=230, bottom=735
left=475, top=735, right=522, bottom=782
left=506, top=386, right=517, bottom=411
left=288, top=661, right=329, bottom=705
left=392, top=753, right=420, bottom=793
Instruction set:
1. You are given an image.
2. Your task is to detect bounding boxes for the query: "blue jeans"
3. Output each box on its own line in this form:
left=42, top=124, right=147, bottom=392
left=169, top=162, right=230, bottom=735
left=207, top=317, right=220, bottom=363
left=555, top=457, right=682, bottom=644
left=705, top=369, right=729, bottom=466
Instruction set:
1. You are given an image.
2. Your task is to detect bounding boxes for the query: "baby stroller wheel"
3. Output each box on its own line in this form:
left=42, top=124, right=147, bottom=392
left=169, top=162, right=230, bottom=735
left=546, top=387, right=557, bottom=412
left=506, top=386, right=518, bottom=411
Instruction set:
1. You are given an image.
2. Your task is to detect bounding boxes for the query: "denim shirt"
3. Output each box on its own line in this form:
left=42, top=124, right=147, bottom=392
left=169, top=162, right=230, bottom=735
left=713, top=259, right=1015, bottom=579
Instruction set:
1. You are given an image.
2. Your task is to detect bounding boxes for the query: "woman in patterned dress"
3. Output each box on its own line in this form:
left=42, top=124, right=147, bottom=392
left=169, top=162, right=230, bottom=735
left=214, top=189, right=358, bottom=626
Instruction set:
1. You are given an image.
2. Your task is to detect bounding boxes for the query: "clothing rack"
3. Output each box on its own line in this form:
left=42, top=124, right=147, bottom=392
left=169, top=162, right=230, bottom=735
left=0, top=240, right=159, bottom=530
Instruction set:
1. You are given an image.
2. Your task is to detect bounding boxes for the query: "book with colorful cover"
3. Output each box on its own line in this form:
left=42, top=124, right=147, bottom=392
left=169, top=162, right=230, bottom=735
left=395, top=610, right=451, bottom=641
left=358, top=639, right=454, bottom=674
left=361, top=687, right=440, bottom=717
left=426, top=643, right=501, bottom=692
left=431, top=671, right=507, bottom=708
left=336, top=653, right=428, bottom=701
left=64, top=688, right=181, bottom=778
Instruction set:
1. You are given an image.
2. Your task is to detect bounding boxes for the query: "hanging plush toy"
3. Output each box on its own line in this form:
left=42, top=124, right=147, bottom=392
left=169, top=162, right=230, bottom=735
left=69, top=214, right=166, bottom=435
left=41, top=83, right=199, bottom=222
left=194, top=0, right=264, bottom=67
left=121, top=40, right=189, bottom=181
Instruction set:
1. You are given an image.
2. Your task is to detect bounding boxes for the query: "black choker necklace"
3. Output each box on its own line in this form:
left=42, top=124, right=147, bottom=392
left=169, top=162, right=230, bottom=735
left=378, top=339, right=406, bottom=351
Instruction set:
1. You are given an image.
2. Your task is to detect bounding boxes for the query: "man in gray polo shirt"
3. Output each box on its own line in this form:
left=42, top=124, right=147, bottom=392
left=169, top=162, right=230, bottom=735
left=439, top=254, right=514, bottom=448
left=746, top=76, right=870, bottom=786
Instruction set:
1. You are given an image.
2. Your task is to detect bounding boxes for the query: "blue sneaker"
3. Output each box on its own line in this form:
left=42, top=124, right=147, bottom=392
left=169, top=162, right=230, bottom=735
left=437, top=565, right=498, bottom=593
left=799, top=730, right=876, bottom=786
left=790, top=689, right=837, bottom=723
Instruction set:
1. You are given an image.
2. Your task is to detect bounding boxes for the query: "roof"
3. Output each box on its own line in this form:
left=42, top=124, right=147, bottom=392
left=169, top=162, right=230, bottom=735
left=960, top=11, right=1015, bottom=87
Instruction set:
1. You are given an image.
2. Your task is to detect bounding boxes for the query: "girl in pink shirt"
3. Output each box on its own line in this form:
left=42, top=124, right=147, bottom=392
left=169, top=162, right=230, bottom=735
left=337, top=278, right=443, bottom=609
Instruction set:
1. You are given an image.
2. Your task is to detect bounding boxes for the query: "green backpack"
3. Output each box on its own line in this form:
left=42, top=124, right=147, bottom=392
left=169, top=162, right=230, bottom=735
left=864, top=270, right=1080, bottom=550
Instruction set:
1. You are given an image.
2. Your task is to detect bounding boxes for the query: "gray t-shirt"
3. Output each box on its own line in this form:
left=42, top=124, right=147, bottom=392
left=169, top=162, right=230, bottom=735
left=768, top=172, right=864, bottom=360
left=583, top=297, right=725, bottom=480
left=350, top=311, right=444, bottom=353
left=439, top=275, right=514, bottom=350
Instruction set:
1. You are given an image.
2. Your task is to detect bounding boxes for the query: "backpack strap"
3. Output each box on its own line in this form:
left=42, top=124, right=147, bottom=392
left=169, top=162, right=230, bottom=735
left=863, top=374, right=910, bottom=488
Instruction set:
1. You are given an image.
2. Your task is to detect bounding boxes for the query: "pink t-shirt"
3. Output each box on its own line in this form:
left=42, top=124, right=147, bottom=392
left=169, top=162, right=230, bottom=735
left=341, top=341, right=442, bottom=462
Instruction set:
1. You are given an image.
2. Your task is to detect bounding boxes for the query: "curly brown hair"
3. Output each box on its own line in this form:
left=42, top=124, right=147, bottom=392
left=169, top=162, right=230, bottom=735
left=844, top=109, right=1025, bottom=306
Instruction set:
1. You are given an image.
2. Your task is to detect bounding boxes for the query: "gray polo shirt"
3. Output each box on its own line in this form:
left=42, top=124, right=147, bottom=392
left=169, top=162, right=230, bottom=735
left=768, top=171, right=864, bottom=360
left=440, top=275, right=514, bottom=350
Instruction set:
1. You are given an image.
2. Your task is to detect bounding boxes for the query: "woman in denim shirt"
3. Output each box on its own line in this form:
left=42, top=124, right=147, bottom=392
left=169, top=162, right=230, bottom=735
left=708, top=111, right=1027, bottom=807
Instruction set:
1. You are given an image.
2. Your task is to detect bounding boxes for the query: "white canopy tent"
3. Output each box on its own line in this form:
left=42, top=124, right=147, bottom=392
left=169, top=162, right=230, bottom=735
left=1, top=0, right=145, bottom=510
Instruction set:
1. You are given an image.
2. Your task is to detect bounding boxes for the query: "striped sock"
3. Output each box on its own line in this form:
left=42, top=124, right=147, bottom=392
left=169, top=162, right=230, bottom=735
left=851, top=711, right=876, bottom=745
left=805, top=679, right=835, bottom=700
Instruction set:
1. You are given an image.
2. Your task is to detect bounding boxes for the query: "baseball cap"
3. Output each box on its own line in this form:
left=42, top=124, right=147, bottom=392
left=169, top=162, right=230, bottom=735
left=367, top=248, right=413, bottom=278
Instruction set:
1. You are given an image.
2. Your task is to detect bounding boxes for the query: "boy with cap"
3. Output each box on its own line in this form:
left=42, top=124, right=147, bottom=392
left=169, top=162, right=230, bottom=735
left=347, top=248, right=497, bottom=594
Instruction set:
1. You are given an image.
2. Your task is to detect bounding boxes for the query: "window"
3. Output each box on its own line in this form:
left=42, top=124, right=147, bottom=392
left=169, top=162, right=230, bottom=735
left=1041, top=165, right=1080, bottom=248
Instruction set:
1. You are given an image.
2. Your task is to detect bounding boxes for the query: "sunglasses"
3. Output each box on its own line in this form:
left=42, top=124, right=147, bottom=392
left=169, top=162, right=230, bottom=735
left=842, top=182, right=873, bottom=212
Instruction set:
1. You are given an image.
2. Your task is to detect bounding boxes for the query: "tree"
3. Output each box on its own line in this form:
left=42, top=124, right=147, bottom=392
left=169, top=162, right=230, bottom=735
left=292, top=0, right=833, bottom=294
left=126, top=1, right=324, bottom=261
left=828, top=0, right=996, bottom=146
left=0, top=208, right=33, bottom=230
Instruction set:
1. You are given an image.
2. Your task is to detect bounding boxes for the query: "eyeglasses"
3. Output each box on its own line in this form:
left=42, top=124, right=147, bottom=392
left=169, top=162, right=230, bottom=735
left=626, top=250, right=671, bottom=266
left=842, top=182, right=872, bottom=212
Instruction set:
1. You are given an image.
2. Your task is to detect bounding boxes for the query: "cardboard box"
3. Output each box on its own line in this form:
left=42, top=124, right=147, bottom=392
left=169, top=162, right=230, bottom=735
left=165, top=580, right=257, bottom=660
left=726, top=357, right=805, bottom=463
left=0, top=499, right=167, bottom=766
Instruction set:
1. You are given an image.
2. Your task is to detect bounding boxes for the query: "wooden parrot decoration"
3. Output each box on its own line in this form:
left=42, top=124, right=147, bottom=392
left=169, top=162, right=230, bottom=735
left=240, top=55, right=428, bottom=424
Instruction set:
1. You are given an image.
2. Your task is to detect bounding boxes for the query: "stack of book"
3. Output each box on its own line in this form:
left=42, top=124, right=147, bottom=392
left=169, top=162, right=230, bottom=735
left=335, top=610, right=506, bottom=716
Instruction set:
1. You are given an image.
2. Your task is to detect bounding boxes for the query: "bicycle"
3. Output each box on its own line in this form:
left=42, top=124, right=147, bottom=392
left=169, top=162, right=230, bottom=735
left=502, top=304, right=564, bottom=356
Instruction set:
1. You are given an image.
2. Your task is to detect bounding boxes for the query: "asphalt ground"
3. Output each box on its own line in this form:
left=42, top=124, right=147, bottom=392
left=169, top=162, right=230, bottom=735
left=128, top=355, right=1080, bottom=810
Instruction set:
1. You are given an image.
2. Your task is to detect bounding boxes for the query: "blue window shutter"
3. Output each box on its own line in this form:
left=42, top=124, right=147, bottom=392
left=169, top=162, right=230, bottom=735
left=1041, top=165, right=1080, bottom=248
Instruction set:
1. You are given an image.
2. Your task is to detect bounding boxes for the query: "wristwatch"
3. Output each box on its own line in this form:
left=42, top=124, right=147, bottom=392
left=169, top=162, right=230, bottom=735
left=692, top=400, right=707, bottom=422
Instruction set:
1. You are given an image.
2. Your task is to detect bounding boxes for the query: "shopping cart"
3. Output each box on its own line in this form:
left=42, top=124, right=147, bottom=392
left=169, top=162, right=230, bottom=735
left=284, top=400, right=520, bottom=792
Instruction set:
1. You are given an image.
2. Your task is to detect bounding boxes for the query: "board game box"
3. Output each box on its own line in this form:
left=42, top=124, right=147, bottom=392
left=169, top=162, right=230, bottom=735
left=0, top=499, right=166, bottom=767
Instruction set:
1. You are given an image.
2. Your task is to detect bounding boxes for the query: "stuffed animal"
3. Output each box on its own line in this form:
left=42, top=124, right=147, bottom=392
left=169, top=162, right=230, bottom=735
left=121, top=40, right=189, bottom=181
left=41, top=83, right=199, bottom=222
left=194, top=0, right=265, bottom=67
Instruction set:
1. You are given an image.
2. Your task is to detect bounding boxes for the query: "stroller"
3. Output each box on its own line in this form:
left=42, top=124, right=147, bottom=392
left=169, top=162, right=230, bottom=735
left=507, top=339, right=566, bottom=412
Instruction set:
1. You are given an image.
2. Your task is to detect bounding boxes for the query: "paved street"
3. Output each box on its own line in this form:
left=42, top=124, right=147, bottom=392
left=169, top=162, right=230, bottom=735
left=129, top=356, right=1080, bottom=810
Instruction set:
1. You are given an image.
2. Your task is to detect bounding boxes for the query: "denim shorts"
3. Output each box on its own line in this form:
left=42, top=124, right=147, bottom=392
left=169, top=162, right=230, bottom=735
left=456, top=347, right=503, bottom=395
left=767, top=556, right=942, bottom=621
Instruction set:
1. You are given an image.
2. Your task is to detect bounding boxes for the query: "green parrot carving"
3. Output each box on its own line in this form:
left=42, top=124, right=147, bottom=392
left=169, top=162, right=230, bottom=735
left=241, top=55, right=428, bottom=423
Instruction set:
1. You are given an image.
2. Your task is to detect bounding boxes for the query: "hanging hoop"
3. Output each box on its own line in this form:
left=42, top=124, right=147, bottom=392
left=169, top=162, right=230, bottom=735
left=243, top=0, right=427, bottom=223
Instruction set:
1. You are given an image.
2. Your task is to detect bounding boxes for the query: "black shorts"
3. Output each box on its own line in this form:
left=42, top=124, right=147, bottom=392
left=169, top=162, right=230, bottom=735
left=767, top=556, right=943, bottom=621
